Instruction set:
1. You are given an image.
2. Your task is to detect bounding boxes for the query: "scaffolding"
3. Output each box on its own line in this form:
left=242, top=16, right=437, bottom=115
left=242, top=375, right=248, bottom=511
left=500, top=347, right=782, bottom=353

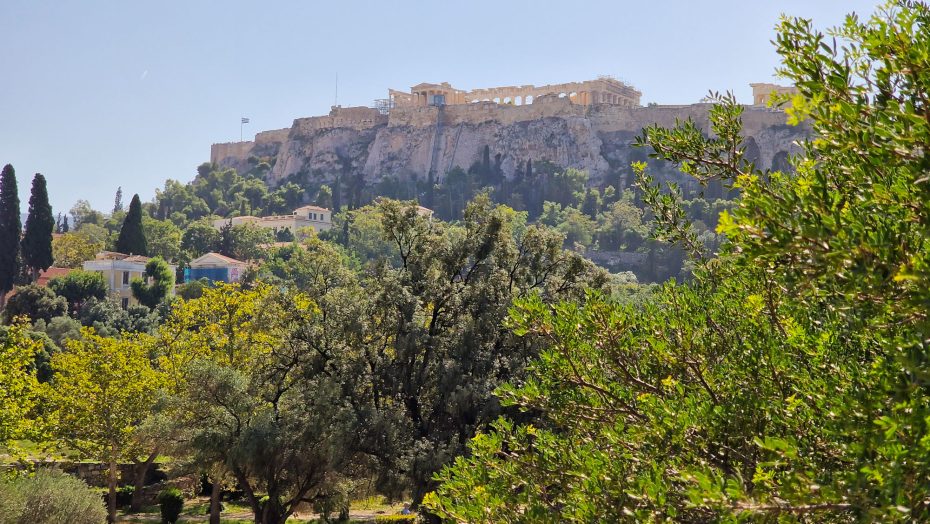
left=373, top=98, right=394, bottom=115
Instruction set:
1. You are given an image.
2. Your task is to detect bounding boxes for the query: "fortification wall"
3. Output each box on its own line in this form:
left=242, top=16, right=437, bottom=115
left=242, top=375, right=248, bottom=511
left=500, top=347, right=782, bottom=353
left=294, top=106, right=387, bottom=133
left=255, top=128, right=290, bottom=146
left=210, top=140, right=253, bottom=166
left=388, top=96, right=587, bottom=128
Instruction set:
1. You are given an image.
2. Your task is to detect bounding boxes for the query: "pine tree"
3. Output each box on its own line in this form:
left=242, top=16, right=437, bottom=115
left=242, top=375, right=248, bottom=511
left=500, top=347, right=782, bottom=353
left=0, top=164, right=21, bottom=307
left=115, top=194, right=147, bottom=256
left=113, top=186, right=124, bottom=214
left=21, top=173, right=55, bottom=281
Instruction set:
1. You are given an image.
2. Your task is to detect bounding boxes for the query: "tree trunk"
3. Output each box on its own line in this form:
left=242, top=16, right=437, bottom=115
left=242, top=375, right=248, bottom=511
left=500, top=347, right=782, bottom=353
left=209, top=476, right=222, bottom=524
left=130, top=449, right=159, bottom=512
left=107, top=455, right=118, bottom=523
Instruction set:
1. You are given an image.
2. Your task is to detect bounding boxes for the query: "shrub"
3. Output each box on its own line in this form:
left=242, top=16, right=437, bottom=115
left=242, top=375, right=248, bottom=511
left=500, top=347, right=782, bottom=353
left=374, top=515, right=417, bottom=523
left=115, top=484, right=135, bottom=508
left=157, top=487, right=184, bottom=524
left=0, top=469, right=106, bottom=524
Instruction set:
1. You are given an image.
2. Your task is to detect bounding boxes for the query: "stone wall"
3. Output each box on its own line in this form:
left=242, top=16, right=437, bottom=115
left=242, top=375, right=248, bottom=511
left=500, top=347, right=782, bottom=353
left=294, top=106, right=387, bottom=133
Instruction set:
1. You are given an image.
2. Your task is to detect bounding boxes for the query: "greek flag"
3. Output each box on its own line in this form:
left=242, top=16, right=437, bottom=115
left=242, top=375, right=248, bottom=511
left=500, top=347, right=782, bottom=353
left=241, top=117, right=250, bottom=124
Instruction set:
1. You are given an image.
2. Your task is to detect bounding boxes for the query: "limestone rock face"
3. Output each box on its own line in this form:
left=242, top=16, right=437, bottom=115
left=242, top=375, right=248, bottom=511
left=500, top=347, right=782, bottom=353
left=212, top=99, right=807, bottom=188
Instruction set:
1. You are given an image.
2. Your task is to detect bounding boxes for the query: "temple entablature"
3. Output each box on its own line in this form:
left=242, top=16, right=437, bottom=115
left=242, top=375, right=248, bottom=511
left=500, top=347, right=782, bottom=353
left=387, top=76, right=641, bottom=109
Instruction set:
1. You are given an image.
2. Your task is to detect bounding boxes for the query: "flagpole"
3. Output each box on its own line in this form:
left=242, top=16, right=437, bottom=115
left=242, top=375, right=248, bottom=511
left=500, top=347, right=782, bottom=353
left=240, top=117, right=250, bottom=142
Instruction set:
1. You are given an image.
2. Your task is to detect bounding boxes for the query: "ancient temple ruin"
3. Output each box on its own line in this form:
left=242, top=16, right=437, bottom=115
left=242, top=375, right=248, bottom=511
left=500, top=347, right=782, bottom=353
left=385, top=76, right=641, bottom=110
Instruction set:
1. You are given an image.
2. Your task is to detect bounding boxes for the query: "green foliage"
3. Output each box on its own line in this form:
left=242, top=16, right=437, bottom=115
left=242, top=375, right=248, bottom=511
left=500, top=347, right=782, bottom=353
left=427, top=4, right=930, bottom=522
left=131, top=257, right=175, bottom=309
left=78, top=297, right=159, bottom=336
left=52, top=231, right=104, bottom=268
left=48, top=328, right=164, bottom=521
left=143, top=216, right=182, bottom=262
left=2, top=284, right=67, bottom=323
left=0, top=322, right=41, bottom=446
left=0, top=164, right=21, bottom=299
left=69, top=199, right=104, bottom=229
left=48, top=269, right=107, bottom=312
left=116, top=194, right=148, bottom=256
left=158, top=487, right=184, bottom=524
left=374, top=515, right=417, bottom=523
left=181, top=218, right=221, bottom=258
left=175, top=278, right=209, bottom=300
left=160, top=284, right=352, bottom=524
left=115, top=484, right=135, bottom=507
left=0, top=469, right=107, bottom=524
left=218, top=222, right=273, bottom=261
left=21, top=173, right=55, bottom=279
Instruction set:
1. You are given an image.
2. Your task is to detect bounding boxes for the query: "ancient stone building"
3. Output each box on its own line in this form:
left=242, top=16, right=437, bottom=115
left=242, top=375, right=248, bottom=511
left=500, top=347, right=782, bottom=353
left=387, top=76, right=641, bottom=109
left=750, top=83, right=799, bottom=106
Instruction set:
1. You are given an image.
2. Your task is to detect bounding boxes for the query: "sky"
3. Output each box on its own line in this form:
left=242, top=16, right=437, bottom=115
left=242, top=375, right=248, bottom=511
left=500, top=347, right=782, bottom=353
left=0, top=1, right=878, bottom=215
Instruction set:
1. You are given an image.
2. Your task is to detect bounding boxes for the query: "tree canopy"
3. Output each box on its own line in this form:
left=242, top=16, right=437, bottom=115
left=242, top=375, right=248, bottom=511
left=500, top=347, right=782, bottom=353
left=21, top=173, right=55, bottom=280
left=115, top=194, right=147, bottom=256
left=425, top=3, right=930, bottom=521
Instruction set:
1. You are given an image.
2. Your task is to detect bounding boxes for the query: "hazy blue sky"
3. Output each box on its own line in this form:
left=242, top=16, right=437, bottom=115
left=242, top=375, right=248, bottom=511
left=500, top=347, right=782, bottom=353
left=1, top=1, right=877, bottom=214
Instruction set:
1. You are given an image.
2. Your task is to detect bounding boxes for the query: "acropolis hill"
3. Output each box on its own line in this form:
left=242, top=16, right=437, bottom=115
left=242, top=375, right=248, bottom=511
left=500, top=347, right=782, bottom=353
left=211, top=79, right=803, bottom=187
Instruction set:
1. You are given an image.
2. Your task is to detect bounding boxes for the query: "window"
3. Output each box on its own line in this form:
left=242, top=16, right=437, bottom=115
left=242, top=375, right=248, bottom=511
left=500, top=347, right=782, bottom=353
left=122, top=271, right=130, bottom=285
left=312, top=212, right=317, bottom=220
left=121, top=298, right=129, bottom=310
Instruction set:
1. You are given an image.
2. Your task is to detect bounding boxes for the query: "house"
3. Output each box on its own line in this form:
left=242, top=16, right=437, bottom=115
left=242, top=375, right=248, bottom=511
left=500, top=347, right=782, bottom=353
left=82, top=252, right=176, bottom=308
left=184, top=252, right=248, bottom=284
left=212, top=205, right=333, bottom=235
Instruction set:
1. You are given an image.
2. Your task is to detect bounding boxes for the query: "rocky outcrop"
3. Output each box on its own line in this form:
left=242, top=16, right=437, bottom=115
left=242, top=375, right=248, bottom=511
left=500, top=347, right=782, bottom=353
left=211, top=97, right=806, bottom=187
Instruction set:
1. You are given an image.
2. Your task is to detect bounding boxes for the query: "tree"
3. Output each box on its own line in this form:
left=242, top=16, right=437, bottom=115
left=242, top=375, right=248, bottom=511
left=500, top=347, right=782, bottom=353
left=158, top=284, right=355, bottom=524
left=48, top=270, right=107, bottom=313
left=316, top=184, right=333, bottom=209
left=0, top=164, right=21, bottom=308
left=69, top=199, right=103, bottom=229
left=78, top=297, right=158, bottom=336
left=181, top=219, right=220, bottom=258
left=47, top=329, right=163, bottom=523
left=2, top=284, right=67, bottom=323
left=52, top=231, right=104, bottom=268
left=115, top=194, right=147, bottom=256
left=428, top=4, right=930, bottom=521
left=348, top=198, right=607, bottom=505
left=142, top=216, right=182, bottom=262
left=0, top=322, right=40, bottom=447
left=113, top=186, right=123, bottom=214
left=130, top=257, right=174, bottom=309
left=21, top=173, right=55, bottom=281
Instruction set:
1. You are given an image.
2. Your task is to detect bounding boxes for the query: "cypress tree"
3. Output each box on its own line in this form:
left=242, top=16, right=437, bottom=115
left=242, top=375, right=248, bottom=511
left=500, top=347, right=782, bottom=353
left=62, top=215, right=69, bottom=233
left=22, top=173, right=55, bottom=281
left=113, top=186, right=123, bottom=213
left=115, top=194, right=147, bottom=256
left=0, top=164, right=21, bottom=306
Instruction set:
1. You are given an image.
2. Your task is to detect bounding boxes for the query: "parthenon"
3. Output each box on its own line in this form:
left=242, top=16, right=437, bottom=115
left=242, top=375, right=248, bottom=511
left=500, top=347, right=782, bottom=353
left=387, top=76, right=641, bottom=109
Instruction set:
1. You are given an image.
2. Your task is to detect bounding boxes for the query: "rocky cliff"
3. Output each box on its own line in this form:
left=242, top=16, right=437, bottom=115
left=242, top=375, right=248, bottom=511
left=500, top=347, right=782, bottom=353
left=211, top=96, right=805, bottom=188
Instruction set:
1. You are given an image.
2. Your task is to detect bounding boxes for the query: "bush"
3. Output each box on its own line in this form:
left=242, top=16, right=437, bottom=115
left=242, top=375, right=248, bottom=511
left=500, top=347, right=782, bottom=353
left=157, top=487, right=184, bottom=524
left=0, top=469, right=106, bottom=524
left=374, top=515, right=417, bottom=523
left=115, top=484, right=135, bottom=508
